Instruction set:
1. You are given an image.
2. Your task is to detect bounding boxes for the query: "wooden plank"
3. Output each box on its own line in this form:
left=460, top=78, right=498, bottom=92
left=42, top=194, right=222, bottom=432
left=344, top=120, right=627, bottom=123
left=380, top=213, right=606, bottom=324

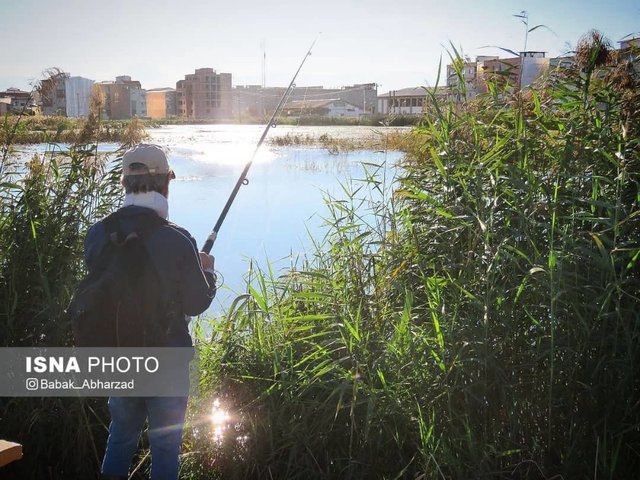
left=0, top=440, right=22, bottom=468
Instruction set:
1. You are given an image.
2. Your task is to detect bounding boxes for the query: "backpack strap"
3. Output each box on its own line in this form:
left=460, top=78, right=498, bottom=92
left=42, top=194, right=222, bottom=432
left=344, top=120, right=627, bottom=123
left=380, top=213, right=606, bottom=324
left=103, top=210, right=168, bottom=246
left=103, top=212, right=128, bottom=246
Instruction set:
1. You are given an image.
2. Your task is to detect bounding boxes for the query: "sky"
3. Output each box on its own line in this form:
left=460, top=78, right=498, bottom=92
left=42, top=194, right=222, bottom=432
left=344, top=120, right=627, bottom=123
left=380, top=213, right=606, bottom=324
left=1, top=0, right=638, bottom=94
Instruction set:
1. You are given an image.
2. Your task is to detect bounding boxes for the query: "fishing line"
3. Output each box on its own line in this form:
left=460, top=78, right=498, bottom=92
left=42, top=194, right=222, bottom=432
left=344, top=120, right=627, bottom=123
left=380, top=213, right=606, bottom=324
left=201, top=34, right=320, bottom=254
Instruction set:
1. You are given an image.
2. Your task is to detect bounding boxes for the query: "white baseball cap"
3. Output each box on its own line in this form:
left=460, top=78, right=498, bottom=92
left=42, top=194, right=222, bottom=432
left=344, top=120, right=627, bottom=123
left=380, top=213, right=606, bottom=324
left=122, top=143, right=174, bottom=177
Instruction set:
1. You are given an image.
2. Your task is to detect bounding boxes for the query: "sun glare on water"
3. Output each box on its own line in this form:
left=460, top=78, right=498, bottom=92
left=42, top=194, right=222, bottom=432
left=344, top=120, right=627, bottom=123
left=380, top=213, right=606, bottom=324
left=210, top=398, right=231, bottom=443
left=208, top=398, right=250, bottom=447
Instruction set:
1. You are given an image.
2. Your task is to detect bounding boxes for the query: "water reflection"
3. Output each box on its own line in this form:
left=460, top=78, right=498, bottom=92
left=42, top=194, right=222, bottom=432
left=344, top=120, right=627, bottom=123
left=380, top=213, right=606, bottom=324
left=206, top=397, right=250, bottom=449
left=210, top=398, right=231, bottom=444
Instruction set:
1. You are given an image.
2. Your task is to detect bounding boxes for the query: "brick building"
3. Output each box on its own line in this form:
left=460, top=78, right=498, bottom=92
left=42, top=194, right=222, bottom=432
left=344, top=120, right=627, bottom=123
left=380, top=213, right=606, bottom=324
left=176, top=68, right=232, bottom=119
left=96, top=75, right=146, bottom=119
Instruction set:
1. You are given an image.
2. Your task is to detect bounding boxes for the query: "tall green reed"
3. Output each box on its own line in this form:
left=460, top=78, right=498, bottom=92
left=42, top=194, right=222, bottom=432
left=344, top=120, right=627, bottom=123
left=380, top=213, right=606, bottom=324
left=395, top=32, right=639, bottom=478
left=185, top=31, right=638, bottom=479
left=0, top=78, right=145, bottom=479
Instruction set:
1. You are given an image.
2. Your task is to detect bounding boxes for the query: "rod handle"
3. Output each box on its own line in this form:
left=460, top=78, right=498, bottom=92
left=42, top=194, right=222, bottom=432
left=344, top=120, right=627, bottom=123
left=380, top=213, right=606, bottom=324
left=202, top=231, right=217, bottom=254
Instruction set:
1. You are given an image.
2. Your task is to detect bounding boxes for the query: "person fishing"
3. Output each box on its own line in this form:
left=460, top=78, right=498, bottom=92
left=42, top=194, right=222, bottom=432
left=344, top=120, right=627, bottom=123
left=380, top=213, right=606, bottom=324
left=81, top=143, right=217, bottom=480
left=80, top=37, right=316, bottom=480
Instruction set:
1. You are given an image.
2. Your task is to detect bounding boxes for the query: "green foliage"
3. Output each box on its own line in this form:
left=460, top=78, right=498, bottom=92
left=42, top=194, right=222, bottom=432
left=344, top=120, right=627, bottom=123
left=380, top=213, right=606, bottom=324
left=0, top=115, right=144, bottom=478
left=185, top=34, right=640, bottom=479
left=393, top=43, right=640, bottom=478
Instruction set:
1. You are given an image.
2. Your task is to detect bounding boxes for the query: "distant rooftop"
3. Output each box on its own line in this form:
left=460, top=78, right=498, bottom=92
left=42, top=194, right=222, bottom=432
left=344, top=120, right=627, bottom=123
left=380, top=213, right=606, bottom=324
left=285, top=98, right=360, bottom=109
left=378, top=87, right=427, bottom=98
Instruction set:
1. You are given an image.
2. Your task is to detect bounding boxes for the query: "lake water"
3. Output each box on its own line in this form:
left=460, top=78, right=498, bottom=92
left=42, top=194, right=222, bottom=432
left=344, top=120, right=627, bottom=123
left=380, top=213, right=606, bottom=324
left=14, top=124, right=407, bottom=313
left=153, top=125, right=406, bottom=313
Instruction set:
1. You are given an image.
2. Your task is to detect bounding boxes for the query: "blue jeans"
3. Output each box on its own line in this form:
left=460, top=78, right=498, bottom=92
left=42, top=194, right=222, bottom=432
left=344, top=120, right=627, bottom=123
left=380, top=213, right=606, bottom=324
left=101, top=396, right=189, bottom=480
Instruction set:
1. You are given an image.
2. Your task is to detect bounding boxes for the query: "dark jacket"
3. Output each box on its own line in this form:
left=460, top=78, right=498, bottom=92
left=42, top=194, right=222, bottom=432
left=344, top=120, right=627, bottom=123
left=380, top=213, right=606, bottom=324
left=84, top=205, right=216, bottom=346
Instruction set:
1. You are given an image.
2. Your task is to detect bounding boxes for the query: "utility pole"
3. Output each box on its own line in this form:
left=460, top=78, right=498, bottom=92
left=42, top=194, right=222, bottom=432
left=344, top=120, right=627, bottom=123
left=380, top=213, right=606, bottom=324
left=261, top=39, right=266, bottom=88
left=363, top=86, right=366, bottom=115
left=261, top=39, right=266, bottom=117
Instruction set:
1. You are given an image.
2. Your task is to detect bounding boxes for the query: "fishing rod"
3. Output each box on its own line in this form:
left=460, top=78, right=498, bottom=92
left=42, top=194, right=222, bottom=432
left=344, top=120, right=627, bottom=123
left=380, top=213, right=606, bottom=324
left=202, top=35, right=319, bottom=254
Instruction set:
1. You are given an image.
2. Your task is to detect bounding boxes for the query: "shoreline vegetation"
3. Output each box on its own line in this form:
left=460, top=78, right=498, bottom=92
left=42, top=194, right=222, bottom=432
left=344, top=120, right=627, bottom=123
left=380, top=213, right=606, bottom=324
left=269, top=130, right=415, bottom=153
left=146, top=114, right=422, bottom=127
left=1, top=115, right=147, bottom=146
left=1, top=31, right=639, bottom=479
left=0, top=113, right=419, bottom=147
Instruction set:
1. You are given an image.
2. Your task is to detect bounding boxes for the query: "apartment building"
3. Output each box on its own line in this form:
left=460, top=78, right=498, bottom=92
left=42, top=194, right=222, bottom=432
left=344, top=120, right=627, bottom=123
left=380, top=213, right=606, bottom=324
left=40, top=71, right=69, bottom=115
left=0, top=88, right=35, bottom=114
left=146, top=88, right=177, bottom=119
left=65, top=76, right=94, bottom=118
left=39, top=72, right=95, bottom=117
left=115, top=76, right=146, bottom=117
left=446, top=56, right=492, bottom=98
left=176, top=68, right=232, bottom=119
left=446, top=52, right=551, bottom=100
left=96, top=75, right=146, bottom=120
left=96, top=82, right=128, bottom=119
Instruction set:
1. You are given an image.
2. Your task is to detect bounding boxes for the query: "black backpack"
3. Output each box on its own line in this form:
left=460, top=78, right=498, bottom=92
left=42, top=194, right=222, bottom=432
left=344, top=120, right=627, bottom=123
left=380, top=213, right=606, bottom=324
left=68, top=211, right=170, bottom=347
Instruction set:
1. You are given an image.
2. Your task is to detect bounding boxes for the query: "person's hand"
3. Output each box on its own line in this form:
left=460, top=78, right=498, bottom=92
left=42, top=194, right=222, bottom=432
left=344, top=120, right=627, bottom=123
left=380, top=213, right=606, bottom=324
left=199, top=252, right=214, bottom=271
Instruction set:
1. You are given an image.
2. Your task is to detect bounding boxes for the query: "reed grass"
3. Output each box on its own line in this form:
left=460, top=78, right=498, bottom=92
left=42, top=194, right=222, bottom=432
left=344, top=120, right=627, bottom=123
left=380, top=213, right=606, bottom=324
left=269, top=129, right=415, bottom=153
left=184, top=33, right=640, bottom=479
left=0, top=73, right=146, bottom=479
left=0, top=33, right=637, bottom=479
left=0, top=115, right=148, bottom=145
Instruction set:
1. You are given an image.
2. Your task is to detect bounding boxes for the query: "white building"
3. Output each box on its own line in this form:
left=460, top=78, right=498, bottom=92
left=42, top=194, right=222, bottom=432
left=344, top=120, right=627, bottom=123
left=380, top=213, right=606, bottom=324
left=377, top=87, right=427, bottom=115
left=284, top=98, right=365, bottom=118
left=520, top=52, right=549, bottom=88
left=65, top=76, right=94, bottom=118
left=446, top=52, right=550, bottom=101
